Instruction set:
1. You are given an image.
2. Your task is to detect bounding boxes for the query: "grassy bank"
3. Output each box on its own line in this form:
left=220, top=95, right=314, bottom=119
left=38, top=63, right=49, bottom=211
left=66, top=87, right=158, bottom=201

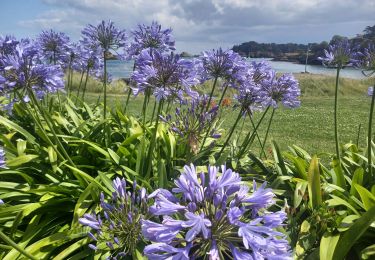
left=73, top=72, right=374, bottom=157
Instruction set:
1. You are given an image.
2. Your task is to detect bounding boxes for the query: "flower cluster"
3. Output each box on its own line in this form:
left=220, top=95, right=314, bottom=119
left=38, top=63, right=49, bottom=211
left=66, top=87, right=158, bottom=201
left=127, top=21, right=175, bottom=59
left=0, top=39, right=65, bottom=102
left=0, top=146, right=6, bottom=169
left=131, top=49, right=199, bottom=101
left=81, top=20, right=127, bottom=54
left=260, top=71, right=301, bottom=108
left=36, top=30, right=71, bottom=65
left=143, top=164, right=291, bottom=259
left=0, top=35, right=19, bottom=55
left=319, top=39, right=358, bottom=68
left=79, top=177, right=148, bottom=259
left=200, top=48, right=247, bottom=84
left=234, top=60, right=300, bottom=111
left=161, top=95, right=221, bottom=154
left=358, top=44, right=375, bottom=77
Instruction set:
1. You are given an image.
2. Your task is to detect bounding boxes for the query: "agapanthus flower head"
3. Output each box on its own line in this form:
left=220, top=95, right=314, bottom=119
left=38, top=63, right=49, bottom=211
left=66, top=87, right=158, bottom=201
left=249, top=60, right=274, bottom=83
left=368, top=86, right=373, bottom=97
left=358, top=44, right=375, bottom=77
left=131, top=48, right=199, bottom=102
left=0, top=35, right=19, bottom=55
left=81, top=20, right=127, bottom=54
left=259, top=71, right=301, bottom=108
left=0, top=39, right=64, bottom=101
left=161, top=95, right=220, bottom=154
left=319, top=39, right=358, bottom=68
left=200, top=48, right=247, bottom=85
left=79, top=177, right=148, bottom=258
left=36, top=30, right=71, bottom=65
left=143, top=164, right=291, bottom=259
left=127, top=21, right=175, bottom=59
left=0, top=146, right=6, bottom=169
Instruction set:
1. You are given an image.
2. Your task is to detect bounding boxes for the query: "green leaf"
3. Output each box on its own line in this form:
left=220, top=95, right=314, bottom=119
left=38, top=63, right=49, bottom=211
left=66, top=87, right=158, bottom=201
left=354, top=184, right=375, bottom=211
left=337, top=215, right=360, bottom=232
left=327, top=195, right=360, bottom=215
left=307, top=155, right=322, bottom=209
left=107, top=148, right=120, bottom=165
left=294, top=181, right=308, bottom=208
left=333, top=206, right=375, bottom=260
left=320, top=232, right=340, bottom=260
left=0, top=115, right=36, bottom=144
left=350, top=168, right=364, bottom=196
left=6, top=154, right=39, bottom=167
left=65, top=103, right=82, bottom=127
left=331, top=158, right=346, bottom=189
left=16, top=140, right=27, bottom=156
left=361, top=244, right=375, bottom=259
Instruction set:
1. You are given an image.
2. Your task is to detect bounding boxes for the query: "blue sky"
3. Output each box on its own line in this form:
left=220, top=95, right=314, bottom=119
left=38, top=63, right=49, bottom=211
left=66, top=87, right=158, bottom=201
left=0, top=0, right=374, bottom=54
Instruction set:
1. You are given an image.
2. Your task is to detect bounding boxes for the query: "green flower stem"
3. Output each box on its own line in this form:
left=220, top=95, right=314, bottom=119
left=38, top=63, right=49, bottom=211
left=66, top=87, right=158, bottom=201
left=124, top=88, right=132, bottom=113
left=218, top=108, right=243, bottom=158
left=28, top=91, right=76, bottom=167
left=202, top=77, right=218, bottom=115
left=81, top=68, right=90, bottom=103
left=103, top=53, right=110, bottom=147
left=260, top=107, right=275, bottom=158
left=75, top=70, right=85, bottom=104
left=368, top=82, right=375, bottom=179
left=16, top=92, right=65, bottom=163
left=150, top=99, right=157, bottom=123
left=238, top=106, right=270, bottom=158
left=217, top=84, right=229, bottom=109
left=0, top=230, right=37, bottom=260
left=103, top=53, right=108, bottom=120
left=247, top=109, right=264, bottom=152
left=146, top=100, right=164, bottom=178
left=142, top=90, right=151, bottom=125
left=236, top=115, right=246, bottom=144
left=334, top=67, right=341, bottom=160
left=199, top=84, right=229, bottom=153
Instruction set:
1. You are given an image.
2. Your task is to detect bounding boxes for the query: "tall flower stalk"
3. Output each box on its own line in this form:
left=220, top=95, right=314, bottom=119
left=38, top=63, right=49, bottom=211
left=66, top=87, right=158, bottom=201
left=81, top=20, right=127, bottom=145
left=319, top=39, right=356, bottom=161
left=359, top=44, right=375, bottom=179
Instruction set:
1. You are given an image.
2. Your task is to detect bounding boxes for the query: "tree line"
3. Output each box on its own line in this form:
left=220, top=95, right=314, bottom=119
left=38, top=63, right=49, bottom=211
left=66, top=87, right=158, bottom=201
left=232, top=25, right=375, bottom=65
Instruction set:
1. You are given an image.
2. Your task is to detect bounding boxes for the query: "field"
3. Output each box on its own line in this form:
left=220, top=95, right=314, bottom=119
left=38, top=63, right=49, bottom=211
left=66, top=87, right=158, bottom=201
left=81, top=73, right=373, bottom=157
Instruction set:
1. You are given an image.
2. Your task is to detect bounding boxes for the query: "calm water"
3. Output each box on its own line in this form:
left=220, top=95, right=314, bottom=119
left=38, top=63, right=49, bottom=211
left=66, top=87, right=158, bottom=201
left=107, top=58, right=365, bottom=80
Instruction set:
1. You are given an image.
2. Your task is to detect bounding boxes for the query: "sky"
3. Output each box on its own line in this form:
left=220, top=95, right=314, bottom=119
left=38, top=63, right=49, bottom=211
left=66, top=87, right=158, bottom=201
left=0, top=0, right=374, bottom=54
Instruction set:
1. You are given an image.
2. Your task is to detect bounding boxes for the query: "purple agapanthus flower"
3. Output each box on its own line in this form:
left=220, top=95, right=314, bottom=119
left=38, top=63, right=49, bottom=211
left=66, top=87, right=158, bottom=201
left=161, top=95, right=220, bottom=154
left=143, top=164, right=291, bottom=259
left=143, top=242, right=191, bottom=260
left=81, top=20, right=127, bottom=55
left=79, top=177, right=149, bottom=259
left=199, top=48, right=247, bottom=85
left=126, top=21, right=175, bottom=59
left=74, top=43, right=105, bottom=78
left=358, top=44, right=375, bottom=77
left=0, top=146, right=6, bottom=169
left=318, top=39, right=358, bottom=68
left=0, top=39, right=64, bottom=101
left=259, top=71, right=301, bottom=108
left=0, top=35, right=19, bottom=55
left=36, top=30, right=71, bottom=66
left=131, top=48, right=199, bottom=102
left=368, top=86, right=373, bottom=97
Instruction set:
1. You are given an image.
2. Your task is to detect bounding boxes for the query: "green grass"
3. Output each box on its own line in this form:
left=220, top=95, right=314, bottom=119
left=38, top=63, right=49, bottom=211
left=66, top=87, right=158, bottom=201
left=74, top=72, right=374, bottom=157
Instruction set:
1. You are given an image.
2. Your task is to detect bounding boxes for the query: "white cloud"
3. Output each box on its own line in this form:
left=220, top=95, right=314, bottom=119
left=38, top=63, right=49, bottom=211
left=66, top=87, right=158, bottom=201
left=14, top=0, right=375, bottom=53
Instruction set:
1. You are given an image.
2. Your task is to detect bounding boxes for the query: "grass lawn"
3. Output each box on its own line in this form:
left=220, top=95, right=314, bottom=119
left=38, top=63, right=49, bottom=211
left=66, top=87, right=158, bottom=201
left=72, top=72, right=374, bottom=158
left=83, top=93, right=373, bottom=159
